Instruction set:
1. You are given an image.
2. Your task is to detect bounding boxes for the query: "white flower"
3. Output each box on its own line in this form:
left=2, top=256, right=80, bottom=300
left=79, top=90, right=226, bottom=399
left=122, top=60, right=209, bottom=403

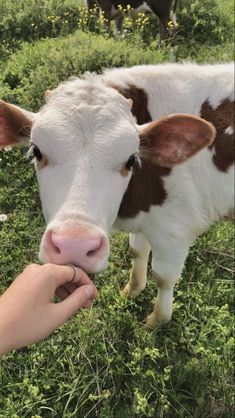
left=0, top=214, right=7, bottom=222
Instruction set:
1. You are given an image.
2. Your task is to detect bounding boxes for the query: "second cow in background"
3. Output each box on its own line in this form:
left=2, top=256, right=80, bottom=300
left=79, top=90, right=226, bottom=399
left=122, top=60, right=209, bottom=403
left=86, top=0, right=178, bottom=38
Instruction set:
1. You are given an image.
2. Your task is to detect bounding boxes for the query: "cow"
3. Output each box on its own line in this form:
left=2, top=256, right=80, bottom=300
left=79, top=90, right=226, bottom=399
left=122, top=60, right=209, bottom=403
left=86, top=0, right=178, bottom=39
left=0, top=63, right=234, bottom=329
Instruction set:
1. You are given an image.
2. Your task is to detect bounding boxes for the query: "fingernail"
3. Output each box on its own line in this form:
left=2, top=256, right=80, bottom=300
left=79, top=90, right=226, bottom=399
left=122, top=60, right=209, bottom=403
left=84, top=285, right=94, bottom=300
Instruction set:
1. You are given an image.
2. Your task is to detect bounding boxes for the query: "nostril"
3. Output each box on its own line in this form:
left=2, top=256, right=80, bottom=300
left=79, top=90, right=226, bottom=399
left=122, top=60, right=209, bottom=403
left=86, top=237, right=103, bottom=258
left=50, top=232, right=62, bottom=254
left=46, top=230, right=105, bottom=265
left=87, top=249, right=97, bottom=257
left=87, top=250, right=96, bottom=257
left=53, top=244, right=61, bottom=254
left=42, top=226, right=108, bottom=270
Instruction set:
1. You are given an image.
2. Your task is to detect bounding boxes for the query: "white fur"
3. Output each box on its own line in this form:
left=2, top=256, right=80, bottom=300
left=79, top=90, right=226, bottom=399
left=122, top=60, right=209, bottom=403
left=225, top=126, right=234, bottom=135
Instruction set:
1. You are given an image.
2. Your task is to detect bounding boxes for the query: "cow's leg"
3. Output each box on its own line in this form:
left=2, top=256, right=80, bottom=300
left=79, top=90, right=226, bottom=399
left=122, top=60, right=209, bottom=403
left=158, top=15, right=170, bottom=41
left=122, top=232, right=151, bottom=297
left=97, top=0, right=112, bottom=29
left=86, top=0, right=99, bottom=14
left=147, top=3, right=169, bottom=40
left=146, top=237, right=190, bottom=329
left=114, top=15, right=124, bottom=36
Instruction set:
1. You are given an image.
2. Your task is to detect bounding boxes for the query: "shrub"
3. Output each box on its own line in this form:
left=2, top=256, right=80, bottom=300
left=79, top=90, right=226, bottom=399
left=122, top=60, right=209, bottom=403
left=0, top=30, right=171, bottom=111
left=1, top=0, right=233, bottom=62
left=178, top=0, right=234, bottom=44
left=0, top=0, right=160, bottom=61
left=0, top=0, right=82, bottom=59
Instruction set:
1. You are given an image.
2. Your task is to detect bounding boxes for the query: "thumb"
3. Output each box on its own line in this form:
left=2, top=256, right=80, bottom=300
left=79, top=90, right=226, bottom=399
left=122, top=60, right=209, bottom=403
left=53, top=284, right=97, bottom=324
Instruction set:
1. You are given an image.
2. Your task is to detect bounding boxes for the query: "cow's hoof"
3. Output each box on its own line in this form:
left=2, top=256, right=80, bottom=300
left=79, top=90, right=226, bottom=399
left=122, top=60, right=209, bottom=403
left=145, top=313, right=157, bottom=330
left=145, top=312, right=171, bottom=330
left=121, top=283, right=143, bottom=298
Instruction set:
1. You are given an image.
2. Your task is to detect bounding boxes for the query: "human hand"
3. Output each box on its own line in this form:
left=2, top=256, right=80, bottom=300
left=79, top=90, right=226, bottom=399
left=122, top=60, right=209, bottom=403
left=0, top=263, right=98, bottom=355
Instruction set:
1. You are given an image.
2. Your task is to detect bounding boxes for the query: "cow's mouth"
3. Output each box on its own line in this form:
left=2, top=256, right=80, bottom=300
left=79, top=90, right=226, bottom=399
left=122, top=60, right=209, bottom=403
left=89, top=273, right=96, bottom=282
left=70, top=263, right=97, bottom=282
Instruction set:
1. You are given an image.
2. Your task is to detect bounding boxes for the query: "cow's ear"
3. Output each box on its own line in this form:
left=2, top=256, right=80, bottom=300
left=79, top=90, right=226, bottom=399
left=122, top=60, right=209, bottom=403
left=139, top=114, right=216, bottom=167
left=0, top=100, right=34, bottom=148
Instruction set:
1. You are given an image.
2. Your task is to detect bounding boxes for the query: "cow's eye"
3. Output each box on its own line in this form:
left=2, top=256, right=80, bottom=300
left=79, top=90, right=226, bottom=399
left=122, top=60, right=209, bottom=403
left=32, top=145, right=43, bottom=162
left=125, top=154, right=137, bottom=170
left=28, top=144, right=48, bottom=168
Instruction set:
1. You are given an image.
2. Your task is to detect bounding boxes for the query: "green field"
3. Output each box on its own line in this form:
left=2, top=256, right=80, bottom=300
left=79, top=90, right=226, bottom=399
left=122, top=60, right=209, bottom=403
left=0, top=1, right=234, bottom=417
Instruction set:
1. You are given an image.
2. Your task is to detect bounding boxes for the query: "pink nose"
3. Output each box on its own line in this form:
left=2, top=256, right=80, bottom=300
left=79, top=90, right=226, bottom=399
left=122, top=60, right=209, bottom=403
left=44, top=227, right=106, bottom=271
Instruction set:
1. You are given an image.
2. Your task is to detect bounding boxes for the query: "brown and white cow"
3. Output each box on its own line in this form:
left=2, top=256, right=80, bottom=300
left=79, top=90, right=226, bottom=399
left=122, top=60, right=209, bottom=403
left=0, top=63, right=234, bottom=328
left=86, top=0, right=178, bottom=38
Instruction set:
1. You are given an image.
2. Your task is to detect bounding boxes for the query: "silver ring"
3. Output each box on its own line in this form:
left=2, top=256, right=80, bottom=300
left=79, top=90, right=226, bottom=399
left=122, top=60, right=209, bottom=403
left=69, top=265, right=77, bottom=283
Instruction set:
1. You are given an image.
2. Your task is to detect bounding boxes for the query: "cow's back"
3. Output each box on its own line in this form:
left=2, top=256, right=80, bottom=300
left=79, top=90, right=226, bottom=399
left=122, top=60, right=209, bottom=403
left=104, top=63, right=234, bottom=119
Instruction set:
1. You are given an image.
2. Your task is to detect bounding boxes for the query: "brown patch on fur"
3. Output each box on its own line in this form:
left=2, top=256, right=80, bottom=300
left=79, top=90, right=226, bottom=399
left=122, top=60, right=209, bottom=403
left=200, top=99, right=234, bottom=172
left=119, top=160, right=170, bottom=218
left=111, top=84, right=152, bottom=125
left=111, top=84, right=170, bottom=218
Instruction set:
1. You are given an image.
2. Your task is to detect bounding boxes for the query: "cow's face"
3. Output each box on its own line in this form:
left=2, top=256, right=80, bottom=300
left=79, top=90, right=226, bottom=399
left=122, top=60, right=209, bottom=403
left=32, top=79, right=140, bottom=272
left=0, top=77, right=216, bottom=273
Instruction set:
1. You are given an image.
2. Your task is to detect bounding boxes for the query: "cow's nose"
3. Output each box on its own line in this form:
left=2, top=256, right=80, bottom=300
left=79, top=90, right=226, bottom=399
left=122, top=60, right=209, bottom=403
left=51, top=232, right=102, bottom=258
left=44, top=227, right=107, bottom=272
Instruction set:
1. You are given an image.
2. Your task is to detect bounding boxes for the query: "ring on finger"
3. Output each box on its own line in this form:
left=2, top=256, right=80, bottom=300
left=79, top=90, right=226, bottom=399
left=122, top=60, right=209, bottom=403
left=69, top=265, right=77, bottom=283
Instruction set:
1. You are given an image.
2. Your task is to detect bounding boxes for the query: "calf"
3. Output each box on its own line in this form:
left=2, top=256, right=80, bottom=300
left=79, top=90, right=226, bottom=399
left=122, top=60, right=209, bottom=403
left=86, top=0, right=178, bottom=38
left=0, top=63, right=234, bottom=329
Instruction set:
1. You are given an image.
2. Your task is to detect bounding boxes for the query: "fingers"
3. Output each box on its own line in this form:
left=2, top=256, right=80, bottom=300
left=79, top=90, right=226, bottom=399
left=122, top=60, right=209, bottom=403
left=20, top=263, right=98, bottom=318
left=82, top=299, right=93, bottom=309
left=56, top=286, right=70, bottom=300
left=56, top=283, right=79, bottom=300
left=54, top=283, right=98, bottom=323
left=65, top=267, right=94, bottom=287
left=41, top=263, right=93, bottom=289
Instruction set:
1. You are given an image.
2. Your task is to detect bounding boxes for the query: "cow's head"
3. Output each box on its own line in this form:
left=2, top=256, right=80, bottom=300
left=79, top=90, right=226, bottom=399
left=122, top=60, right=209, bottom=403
left=0, top=75, right=216, bottom=272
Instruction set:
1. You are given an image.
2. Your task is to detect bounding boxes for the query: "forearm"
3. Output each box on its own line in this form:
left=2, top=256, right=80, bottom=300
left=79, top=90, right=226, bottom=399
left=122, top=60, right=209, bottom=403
left=0, top=297, right=15, bottom=355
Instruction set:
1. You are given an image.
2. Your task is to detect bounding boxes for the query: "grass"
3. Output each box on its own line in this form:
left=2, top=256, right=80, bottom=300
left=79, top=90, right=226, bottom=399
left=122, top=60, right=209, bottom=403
left=0, top=0, right=234, bottom=416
